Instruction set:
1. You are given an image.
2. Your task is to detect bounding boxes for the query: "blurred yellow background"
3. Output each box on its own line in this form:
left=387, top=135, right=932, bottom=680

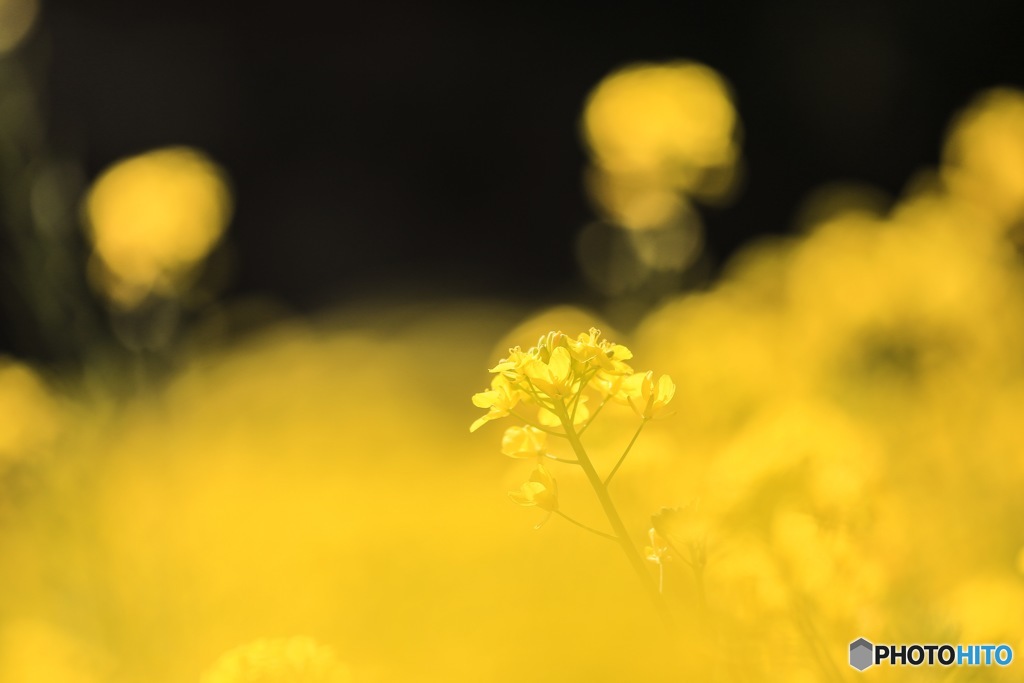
left=2, top=40, right=1024, bottom=682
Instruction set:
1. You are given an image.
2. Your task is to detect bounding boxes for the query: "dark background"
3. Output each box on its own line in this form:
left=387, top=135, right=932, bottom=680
left=6, top=0, right=1024, bottom=361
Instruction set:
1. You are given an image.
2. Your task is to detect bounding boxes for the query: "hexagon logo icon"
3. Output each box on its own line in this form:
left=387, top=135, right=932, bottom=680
left=850, top=638, right=874, bottom=671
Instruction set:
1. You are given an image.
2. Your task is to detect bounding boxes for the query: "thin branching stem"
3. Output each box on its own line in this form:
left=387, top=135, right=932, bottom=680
left=569, top=369, right=596, bottom=423
left=604, top=418, right=648, bottom=486
left=555, top=511, right=616, bottom=540
left=553, top=400, right=676, bottom=633
left=521, top=377, right=555, bottom=411
left=577, top=395, right=609, bottom=435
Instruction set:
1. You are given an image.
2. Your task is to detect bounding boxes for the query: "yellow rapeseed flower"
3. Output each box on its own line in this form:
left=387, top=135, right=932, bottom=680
left=644, top=527, right=671, bottom=566
left=620, top=371, right=676, bottom=420
left=652, top=503, right=707, bottom=569
left=470, top=328, right=639, bottom=432
left=644, top=527, right=673, bottom=593
left=508, top=464, right=558, bottom=512
left=520, top=345, right=577, bottom=399
left=470, top=374, right=523, bottom=432
left=570, top=327, right=634, bottom=370
left=488, top=346, right=535, bottom=376
left=537, top=394, right=590, bottom=429
left=500, top=425, right=547, bottom=459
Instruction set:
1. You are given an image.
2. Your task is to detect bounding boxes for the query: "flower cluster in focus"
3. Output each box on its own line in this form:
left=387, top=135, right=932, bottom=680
left=471, top=328, right=673, bottom=434
left=471, top=328, right=674, bottom=515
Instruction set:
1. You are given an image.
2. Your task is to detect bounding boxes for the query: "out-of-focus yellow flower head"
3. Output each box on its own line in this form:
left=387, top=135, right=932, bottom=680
left=500, top=425, right=547, bottom=459
left=508, top=463, right=559, bottom=512
left=942, top=88, right=1024, bottom=226
left=582, top=61, right=740, bottom=214
left=618, top=370, right=675, bottom=420
left=0, top=619, right=109, bottom=683
left=0, top=358, right=59, bottom=468
left=584, top=166, right=690, bottom=230
left=579, top=61, right=738, bottom=293
left=83, top=146, right=233, bottom=308
left=200, top=637, right=352, bottom=683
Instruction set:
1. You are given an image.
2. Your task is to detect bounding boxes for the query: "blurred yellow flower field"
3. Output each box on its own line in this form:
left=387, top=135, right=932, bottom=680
left=3, top=56, right=1024, bottom=682
left=0, top=309, right=687, bottom=682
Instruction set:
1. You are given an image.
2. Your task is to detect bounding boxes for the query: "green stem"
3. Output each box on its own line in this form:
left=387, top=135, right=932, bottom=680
left=790, top=594, right=846, bottom=683
left=693, top=564, right=708, bottom=619
left=521, top=377, right=555, bottom=411
left=577, top=395, right=608, bottom=435
left=604, top=418, right=648, bottom=486
left=664, top=538, right=710, bottom=625
left=556, top=511, right=616, bottom=540
left=569, top=369, right=598, bottom=423
left=553, top=401, right=675, bottom=632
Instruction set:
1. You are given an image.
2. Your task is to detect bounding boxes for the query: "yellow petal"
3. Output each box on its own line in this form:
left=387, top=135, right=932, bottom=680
left=469, top=413, right=493, bottom=433
left=537, top=407, right=561, bottom=428
left=508, top=481, right=547, bottom=506
left=501, top=425, right=547, bottom=458
left=548, top=346, right=572, bottom=382
left=471, top=389, right=498, bottom=409
left=656, top=374, right=676, bottom=403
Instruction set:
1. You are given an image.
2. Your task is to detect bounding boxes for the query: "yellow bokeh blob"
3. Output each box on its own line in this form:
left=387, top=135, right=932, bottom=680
left=0, top=0, right=38, bottom=54
left=942, top=88, right=1024, bottom=226
left=0, top=619, right=109, bottom=683
left=948, top=577, right=1024, bottom=644
left=0, top=358, right=59, bottom=468
left=201, top=637, right=352, bottom=683
left=585, top=166, right=687, bottom=230
left=582, top=61, right=740, bottom=206
left=83, top=147, right=232, bottom=308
